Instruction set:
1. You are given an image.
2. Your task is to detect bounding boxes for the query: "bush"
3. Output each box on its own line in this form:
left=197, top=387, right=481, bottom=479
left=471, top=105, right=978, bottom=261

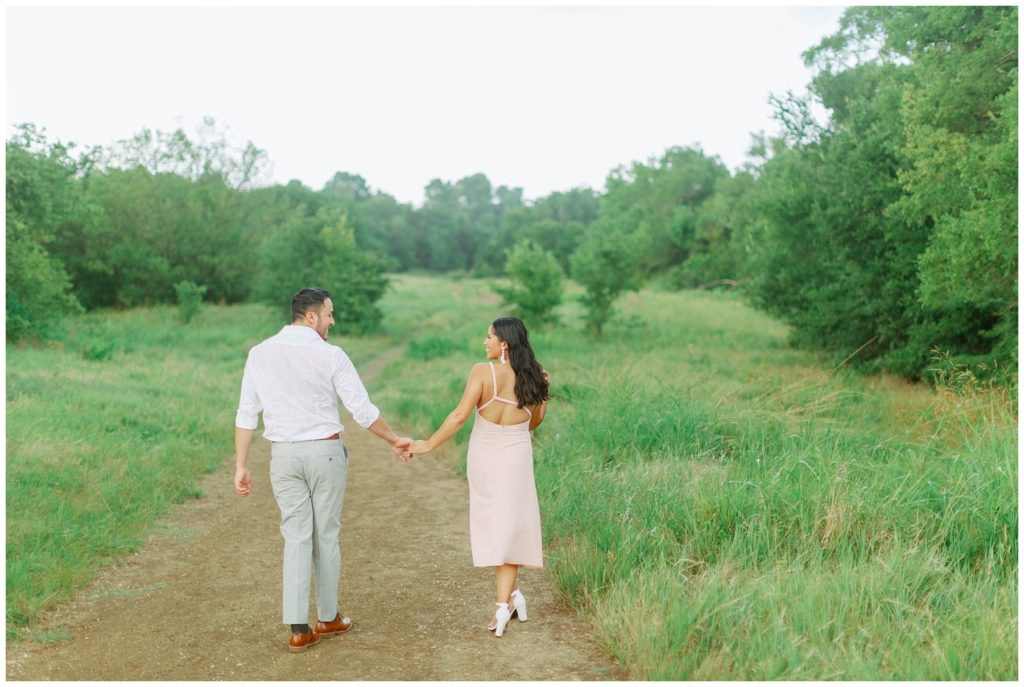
left=492, top=239, right=564, bottom=326
left=570, top=225, right=641, bottom=335
left=6, top=223, right=83, bottom=341
left=174, top=281, right=207, bottom=324
left=742, top=7, right=1017, bottom=381
left=253, top=210, right=391, bottom=334
left=6, top=129, right=86, bottom=341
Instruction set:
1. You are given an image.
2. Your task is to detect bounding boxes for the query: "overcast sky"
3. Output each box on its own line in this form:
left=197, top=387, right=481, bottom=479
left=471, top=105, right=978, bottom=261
left=7, top=3, right=847, bottom=205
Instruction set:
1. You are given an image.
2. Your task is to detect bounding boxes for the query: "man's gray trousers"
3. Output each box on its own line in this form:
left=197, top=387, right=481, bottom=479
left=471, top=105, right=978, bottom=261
left=269, top=438, right=348, bottom=625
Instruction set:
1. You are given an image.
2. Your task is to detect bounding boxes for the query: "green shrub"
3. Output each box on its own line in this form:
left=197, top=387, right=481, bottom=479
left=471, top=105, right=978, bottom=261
left=253, top=210, right=391, bottom=334
left=173, top=280, right=207, bottom=324
left=492, top=239, right=564, bottom=326
left=570, top=225, right=641, bottom=335
left=5, top=129, right=85, bottom=342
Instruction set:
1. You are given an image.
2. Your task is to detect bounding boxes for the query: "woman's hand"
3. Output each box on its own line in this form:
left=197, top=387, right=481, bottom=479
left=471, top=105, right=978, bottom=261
left=407, top=439, right=433, bottom=455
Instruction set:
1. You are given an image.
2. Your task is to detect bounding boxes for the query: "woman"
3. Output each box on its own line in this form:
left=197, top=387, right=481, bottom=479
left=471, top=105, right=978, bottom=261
left=407, top=316, right=549, bottom=638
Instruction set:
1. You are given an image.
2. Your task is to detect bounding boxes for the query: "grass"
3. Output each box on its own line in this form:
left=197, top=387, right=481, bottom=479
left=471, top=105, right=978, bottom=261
left=378, top=277, right=1018, bottom=680
left=6, top=303, right=260, bottom=635
left=5, top=274, right=1017, bottom=680
left=5, top=300, right=392, bottom=637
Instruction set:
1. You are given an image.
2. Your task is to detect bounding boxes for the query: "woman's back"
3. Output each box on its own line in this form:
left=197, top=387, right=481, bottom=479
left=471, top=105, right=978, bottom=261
left=477, top=362, right=532, bottom=426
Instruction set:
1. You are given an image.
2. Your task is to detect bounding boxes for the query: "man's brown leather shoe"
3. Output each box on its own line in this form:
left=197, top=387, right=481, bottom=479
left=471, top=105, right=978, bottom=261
left=288, top=629, right=321, bottom=653
left=315, top=613, right=353, bottom=637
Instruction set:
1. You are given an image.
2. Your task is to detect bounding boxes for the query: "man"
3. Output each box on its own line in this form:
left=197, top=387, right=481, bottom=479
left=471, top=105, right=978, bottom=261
left=234, top=287, right=411, bottom=653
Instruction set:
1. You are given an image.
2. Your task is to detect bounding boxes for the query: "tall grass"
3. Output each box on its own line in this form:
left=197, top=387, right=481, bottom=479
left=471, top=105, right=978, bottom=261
left=6, top=305, right=258, bottom=632
left=380, top=277, right=1018, bottom=679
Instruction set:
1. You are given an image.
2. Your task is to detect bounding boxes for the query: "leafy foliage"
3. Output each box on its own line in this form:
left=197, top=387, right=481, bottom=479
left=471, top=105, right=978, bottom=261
left=598, top=146, right=730, bottom=279
left=670, top=170, right=757, bottom=288
left=5, top=125, right=86, bottom=340
left=493, top=239, right=564, bottom=326
left=253, top=208, right=391, bottom=334
left=174, top=280, right=207, bottom=324
left=490, top=188, right=598, bottom=274
left=744, top=6, right=1017, bottom=379
left=571, top=224, right=641, bottom=335
left=5, top=6, right=1015, bottom=380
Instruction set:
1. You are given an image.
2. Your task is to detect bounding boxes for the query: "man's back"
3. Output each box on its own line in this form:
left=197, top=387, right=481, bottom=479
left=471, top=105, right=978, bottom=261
left=233, top=288, right=409, bottom=652
left=236, top=325, right=379, bottom=443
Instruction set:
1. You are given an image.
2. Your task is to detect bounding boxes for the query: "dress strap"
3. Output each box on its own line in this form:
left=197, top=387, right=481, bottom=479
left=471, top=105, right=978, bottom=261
left=480, top=362, right=532, bottom=419
left=478, top=362, right=500, bottom=410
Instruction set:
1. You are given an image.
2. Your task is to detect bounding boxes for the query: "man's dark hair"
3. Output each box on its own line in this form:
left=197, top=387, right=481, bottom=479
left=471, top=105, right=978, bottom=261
left=291, top=288, right=330, bottom=322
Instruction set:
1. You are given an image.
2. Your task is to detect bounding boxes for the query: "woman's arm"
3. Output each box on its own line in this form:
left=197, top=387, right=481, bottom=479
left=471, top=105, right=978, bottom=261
left=409, top=365, right=485, bottom=454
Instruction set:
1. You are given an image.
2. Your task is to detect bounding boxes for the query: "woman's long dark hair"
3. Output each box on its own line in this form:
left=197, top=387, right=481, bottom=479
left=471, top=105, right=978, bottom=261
left=492, top=316, right=549, bottom=408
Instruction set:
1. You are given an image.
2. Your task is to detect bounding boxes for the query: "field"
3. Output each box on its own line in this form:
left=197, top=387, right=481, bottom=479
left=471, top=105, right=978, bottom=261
left=6, top=274, right=1017, bottom=678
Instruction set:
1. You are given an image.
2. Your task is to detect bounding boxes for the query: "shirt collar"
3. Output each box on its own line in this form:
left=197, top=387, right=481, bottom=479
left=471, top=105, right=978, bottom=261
left=279, top=324, right=325, bottom=342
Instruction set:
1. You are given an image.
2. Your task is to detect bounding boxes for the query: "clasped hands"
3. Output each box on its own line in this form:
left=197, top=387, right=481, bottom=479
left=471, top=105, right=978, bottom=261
left=391, top=437, right=433, bottom=461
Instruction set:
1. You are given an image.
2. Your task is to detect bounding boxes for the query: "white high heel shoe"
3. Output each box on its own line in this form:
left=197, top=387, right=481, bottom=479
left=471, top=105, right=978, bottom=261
left=492, top=602, right=512, bottom=638
left=510, top=589, right=528, bottom=622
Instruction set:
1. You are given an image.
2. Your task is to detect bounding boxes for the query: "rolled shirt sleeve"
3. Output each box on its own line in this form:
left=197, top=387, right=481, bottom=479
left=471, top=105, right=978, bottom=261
left=235, top=352, right=262, bottom=430
left=331, top=349, right=381, bottom=429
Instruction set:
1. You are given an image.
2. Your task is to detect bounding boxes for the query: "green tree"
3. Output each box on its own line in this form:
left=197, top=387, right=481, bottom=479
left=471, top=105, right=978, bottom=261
left=493, top=240, right=564, bottom=326
left=570, top=224, right=641, bottom=335
left=352, top=193, right=417, bottom=271
left=488, top=187, right=598, bottom=275
left=5, top=125, right=86, bottom=340
left=254, top=209, right=391, bottom=334
left=317, top=172, right=418, bottom=272
left=415, top=178, right=469, bottom=271
left=759, top=4, right=1021, bottom=378
left=744, top=60, right=923, bottom=370
left=63, top=165, right=261, bottom=308
left=405, top=173, right=521, bottom=274
left=49, top=122, right=269, bottom=308
left=102, top=117, right=267, bottom=190
left=881, top=6, right=1018, bottom=372
left=672, top=170, right=757, bottom=288
left=598, top=146, right=730, bottom=279
left=322, top=171, right=372, bottom=202
left=316, top=221, right=391, bottom=334
left=174, top=280, right=207, bottom=324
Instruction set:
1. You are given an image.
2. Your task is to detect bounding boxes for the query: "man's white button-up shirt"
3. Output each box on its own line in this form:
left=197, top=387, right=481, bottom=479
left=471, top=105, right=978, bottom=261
left=235, top=325, right=381, bottom=442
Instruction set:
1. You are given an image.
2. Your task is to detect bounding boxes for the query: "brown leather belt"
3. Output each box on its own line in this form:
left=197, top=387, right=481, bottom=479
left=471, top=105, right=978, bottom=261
left=316, top=433, right=340, bottom=441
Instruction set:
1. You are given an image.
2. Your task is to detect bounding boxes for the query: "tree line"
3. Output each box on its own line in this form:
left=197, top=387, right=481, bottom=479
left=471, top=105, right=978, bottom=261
left=6, top=6, right=1016, bottom=381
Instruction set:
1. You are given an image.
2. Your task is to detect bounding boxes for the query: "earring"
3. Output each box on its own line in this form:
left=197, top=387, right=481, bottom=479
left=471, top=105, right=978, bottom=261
left=500, top=348, right=507, bottom=364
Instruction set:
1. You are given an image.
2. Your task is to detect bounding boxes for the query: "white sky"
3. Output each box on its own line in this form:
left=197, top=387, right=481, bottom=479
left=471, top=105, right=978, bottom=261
left=6, top=3, right=848, bottom=205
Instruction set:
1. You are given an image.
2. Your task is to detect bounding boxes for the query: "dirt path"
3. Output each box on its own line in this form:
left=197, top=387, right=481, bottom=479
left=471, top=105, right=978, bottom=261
left=6, top=346, right=621, bottom=681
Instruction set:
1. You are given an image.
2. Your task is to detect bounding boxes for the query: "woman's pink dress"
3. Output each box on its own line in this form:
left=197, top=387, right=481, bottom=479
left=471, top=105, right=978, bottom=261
left=466, top=363, right=544, bottom=568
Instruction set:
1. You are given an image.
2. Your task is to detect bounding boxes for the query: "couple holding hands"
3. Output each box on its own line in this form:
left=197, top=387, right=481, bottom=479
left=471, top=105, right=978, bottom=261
left=234, top=288, right=549, bottom=652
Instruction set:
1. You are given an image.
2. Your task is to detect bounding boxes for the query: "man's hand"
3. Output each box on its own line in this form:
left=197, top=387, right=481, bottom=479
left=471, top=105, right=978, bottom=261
left=235, top=466, right=252, bottom=496
left=234, top=427, right=254, bottom=495
left=391, top=436, right=412, bottom=463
